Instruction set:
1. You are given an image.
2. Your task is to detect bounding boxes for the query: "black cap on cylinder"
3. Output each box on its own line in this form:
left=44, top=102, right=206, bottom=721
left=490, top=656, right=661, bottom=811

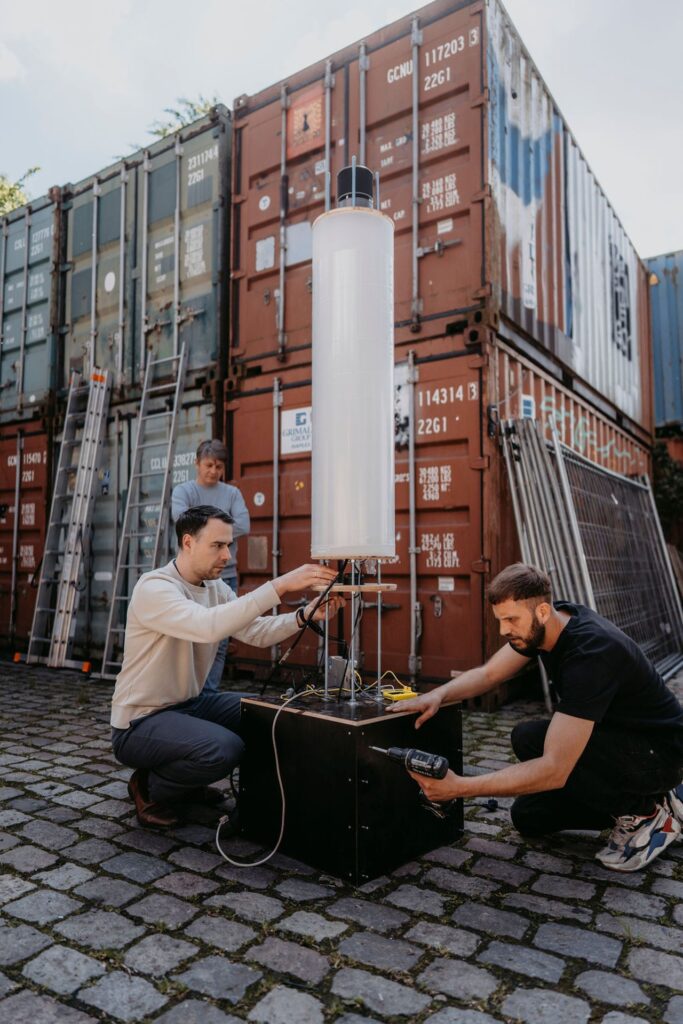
left=337, top=164, right=374, bottom=206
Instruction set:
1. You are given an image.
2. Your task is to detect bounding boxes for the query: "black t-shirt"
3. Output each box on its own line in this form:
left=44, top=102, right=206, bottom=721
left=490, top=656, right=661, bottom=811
left=523, top=602, right=683, bottom=734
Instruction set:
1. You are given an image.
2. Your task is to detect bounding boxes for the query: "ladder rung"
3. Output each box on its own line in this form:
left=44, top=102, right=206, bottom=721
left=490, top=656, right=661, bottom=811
left=136, top=441, right=168, bottom=450
left=149, top=354, right=182, bottom=366
left=28, top=636, right=52, bottom=644
left=125, top=501, right=160, bottom=509
left=142, top=411, right=173, bottom=421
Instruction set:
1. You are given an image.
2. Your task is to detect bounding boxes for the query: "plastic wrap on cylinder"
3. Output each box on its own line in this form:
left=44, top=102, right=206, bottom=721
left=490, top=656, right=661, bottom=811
left=311, top=207, right=395, bottom=559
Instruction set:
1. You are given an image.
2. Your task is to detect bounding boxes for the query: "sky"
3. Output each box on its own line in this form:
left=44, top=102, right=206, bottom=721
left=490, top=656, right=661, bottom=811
left=1, top=0, right=681, bottom=258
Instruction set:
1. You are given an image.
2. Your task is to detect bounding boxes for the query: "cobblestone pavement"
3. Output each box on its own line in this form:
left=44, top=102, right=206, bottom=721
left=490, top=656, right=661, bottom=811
left=0, top=663, right=681, bottom=1024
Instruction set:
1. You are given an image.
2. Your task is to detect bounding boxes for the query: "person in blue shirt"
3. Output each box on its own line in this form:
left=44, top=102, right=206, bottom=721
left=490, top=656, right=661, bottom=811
left=171, top=439, right=250, bottom=691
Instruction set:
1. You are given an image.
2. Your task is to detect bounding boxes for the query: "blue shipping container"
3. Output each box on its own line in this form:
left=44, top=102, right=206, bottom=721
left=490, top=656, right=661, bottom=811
left=647, top=251, right=683, bottom=429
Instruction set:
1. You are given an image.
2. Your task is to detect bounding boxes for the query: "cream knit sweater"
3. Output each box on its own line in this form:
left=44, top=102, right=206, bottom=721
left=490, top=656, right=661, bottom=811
left=111, top=560, right=298, bottom=728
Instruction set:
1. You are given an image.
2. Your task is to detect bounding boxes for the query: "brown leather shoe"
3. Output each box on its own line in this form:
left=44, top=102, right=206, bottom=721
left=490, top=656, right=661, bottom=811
left=127, top=770, right=179, bottom=828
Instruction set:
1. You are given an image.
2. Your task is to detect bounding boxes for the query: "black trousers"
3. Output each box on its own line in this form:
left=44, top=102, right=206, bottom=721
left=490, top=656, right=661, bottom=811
left=510, top=718, right=683, bottom=837
left=112, top=690, right=246, bottom=804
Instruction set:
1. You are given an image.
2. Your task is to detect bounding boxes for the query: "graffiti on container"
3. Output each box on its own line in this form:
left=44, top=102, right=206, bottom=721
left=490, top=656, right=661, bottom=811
left=419, top=465, right=452, bottom=502
left=184, top=224, right=207, bottom=279
left=422, top=174, right=460, bottom=214
left=421, top=113, right=458, bottom=156
left=610, top=242, right=632, bottom=361
left=421, top=531, right=459, bottom=569
left=540, top=397, right=636, bottom=467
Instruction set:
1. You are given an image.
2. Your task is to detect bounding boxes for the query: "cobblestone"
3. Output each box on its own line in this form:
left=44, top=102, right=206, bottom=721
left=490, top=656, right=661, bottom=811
left=479, top=939, right=566, bottom=981
left=122, top=934, right=197, bottom=975
left=573, top=969, right=649, bottom=1007
left=627, top=948, right=683, bottom=990
left=419, top=956, right=499, bottom=1000
left=246, top=936, right=330, bottom=983
left=4, top=889, right=81, bottom=923
left=22, top=944, right=105, bottom=995
left=404, top=920, right=481, bottom=957
left=185, top=914, right=256, bottom=951
left=278, top=910, right=348, bottom=941
left=78, top=971, right=168, bottom=1020
left=331, top=966, right=431, bottom=1016
left=500, top=987, right=591, bottom=1023
left=453, top=900, right=529, bottom=938
left=247, top=985, right=325, bottom=1024
left=534, top=921, right=622, bottom=967
left=174, top=956, right=261, bottom=1002
left=338, top=930, right=422, bottom=971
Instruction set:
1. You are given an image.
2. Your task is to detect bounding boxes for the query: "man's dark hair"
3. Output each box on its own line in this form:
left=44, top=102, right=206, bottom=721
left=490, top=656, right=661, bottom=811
left=196, top=438, right=228, bottom=463
left=175, top=505, right=233, bottom=547
left=487, top=563, right=552, bottom=606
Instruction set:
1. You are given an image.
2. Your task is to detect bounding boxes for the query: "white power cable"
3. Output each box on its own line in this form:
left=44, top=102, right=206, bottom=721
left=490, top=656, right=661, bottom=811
left=215, top=689, right=315, bottom=868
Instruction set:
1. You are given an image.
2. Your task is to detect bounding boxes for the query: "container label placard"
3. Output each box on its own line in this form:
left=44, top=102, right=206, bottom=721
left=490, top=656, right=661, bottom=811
left=281, top=407, right=312, bottom=455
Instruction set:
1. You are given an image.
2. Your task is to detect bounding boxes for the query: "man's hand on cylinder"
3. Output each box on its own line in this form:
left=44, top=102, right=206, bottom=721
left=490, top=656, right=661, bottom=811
left=274, top=563, right=338, bottom=597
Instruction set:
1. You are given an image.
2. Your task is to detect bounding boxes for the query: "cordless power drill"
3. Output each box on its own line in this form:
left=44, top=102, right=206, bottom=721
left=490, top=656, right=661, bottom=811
left=369, top=746, right=458, bottom=819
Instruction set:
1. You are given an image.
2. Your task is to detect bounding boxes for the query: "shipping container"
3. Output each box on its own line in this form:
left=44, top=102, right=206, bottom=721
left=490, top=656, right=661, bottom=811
left=229, top=0, right=652, bottom=439
left=61, top=107, right=231, bottom=398
left=58, top=392, right=216, bottom=662
left=0, top=421, right=52, bottom=651
left=0, top=192, right=61, bottom=422
left=225, top=336, right=651, bottom=683
left=646, top=250, right=683, bottom=431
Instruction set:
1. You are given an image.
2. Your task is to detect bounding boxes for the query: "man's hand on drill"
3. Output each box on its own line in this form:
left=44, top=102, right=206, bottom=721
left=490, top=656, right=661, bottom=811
left=409, top=768, right=465, bottom=801
left=387, top=688, right=444, bottom=727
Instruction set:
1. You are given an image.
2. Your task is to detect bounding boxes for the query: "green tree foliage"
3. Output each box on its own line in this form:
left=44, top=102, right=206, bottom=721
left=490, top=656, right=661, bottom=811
left=0, top=167, right=40, bottom=216
left=652, top=439, right=683, bottom=544
left=148, top=95, right=220, bottom=139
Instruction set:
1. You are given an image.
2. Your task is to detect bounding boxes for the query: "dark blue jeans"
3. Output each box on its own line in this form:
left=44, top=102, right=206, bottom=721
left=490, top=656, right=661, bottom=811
left=111, top=690, right=246, bottom=804
left=510, top=718, right=683, bottom=836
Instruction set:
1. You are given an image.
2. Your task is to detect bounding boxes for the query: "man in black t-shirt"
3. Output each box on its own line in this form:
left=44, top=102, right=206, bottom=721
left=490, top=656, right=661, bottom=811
left=391, top=564, right=683, bottom=872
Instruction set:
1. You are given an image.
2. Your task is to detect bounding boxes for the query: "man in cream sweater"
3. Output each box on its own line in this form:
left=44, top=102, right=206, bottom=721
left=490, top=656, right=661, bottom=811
left=111, top=504, right=340, bottom=827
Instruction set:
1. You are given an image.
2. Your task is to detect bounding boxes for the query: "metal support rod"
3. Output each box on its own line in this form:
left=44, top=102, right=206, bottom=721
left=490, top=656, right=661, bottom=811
left=173, top=136, right=182, bottom=358
left=407, top=350, right=419, bottom=681
left=0, top=220, right=7, bottom=356
left=17, top=210, right=31, bottom=405
left=271, top=378, right=282, bottom=664
left=139, top=153, right=150, bottom=381
left=324, top=61, right=333, bottom=211
left=410, top=17, right=422, bottom=329
left=278, top=86, right=288, bottom=356
left=9, top=431, right=23, bottom=638
left=359, top=42, right=368, bottom=165
left=351, top=155, right=356, bottom=207
left=375, top=172, right=380, bottom=211
left=117, top=168, right=127, bottom=387
left=323, top=597, right=330, bottom=699
left=375, top=561, right=383, bottom=702
left=349, top=561, right=357, bottom=706
left=89, top=181, right=100, bottom=374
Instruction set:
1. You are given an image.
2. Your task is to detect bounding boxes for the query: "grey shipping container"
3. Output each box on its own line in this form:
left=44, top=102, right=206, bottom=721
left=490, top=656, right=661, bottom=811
left=61, top=106, right=231, bottom=398
left=0, top=192, right=61, bottom=422
left=646, top=250, right=683, bottom=430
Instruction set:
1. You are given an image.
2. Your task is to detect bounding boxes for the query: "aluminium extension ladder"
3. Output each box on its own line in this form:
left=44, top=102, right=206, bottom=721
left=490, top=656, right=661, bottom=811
left=27, top=369, right=112, bottom=668
left=99, top=345, right=188, bottom=678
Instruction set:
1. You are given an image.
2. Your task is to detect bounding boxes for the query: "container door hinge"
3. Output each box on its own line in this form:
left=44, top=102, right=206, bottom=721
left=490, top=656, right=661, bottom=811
left=473, top=283, right=493, bottom=299
left=472, top=185, right=492, bottom=202
left=471, top=558, right=491, bottom=574
left=469, top=455, right=490, bottom=471
left=471, top=89, right=489, bottom=109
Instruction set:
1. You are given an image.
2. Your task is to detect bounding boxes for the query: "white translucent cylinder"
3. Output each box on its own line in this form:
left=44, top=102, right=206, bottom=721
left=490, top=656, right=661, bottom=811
left=311, top=207, right=395, bottom=559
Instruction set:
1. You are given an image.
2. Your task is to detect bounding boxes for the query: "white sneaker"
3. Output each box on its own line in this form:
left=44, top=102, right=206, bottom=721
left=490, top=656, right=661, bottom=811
left=596, top=804, right=680, bottom=872
left=664, top=781, right=683, bottom=827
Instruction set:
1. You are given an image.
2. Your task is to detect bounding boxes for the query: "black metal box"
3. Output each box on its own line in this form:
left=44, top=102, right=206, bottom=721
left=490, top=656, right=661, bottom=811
left=239, top=696, right=463, bottom=885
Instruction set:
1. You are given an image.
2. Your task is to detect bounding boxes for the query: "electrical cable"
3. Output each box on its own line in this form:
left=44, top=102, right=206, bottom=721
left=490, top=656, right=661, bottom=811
left=215, top=688, right=319, bottom=868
